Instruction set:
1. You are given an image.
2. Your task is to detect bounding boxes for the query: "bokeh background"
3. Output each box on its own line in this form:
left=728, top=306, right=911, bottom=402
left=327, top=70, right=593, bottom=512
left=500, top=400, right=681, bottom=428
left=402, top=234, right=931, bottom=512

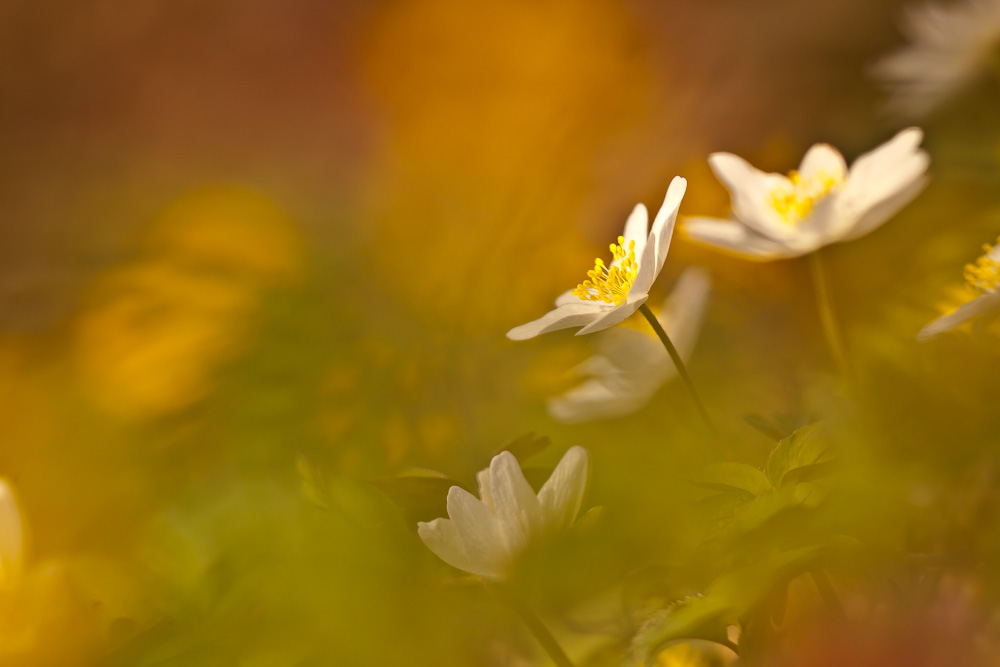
left=2, top=0, right=1000, bottom=665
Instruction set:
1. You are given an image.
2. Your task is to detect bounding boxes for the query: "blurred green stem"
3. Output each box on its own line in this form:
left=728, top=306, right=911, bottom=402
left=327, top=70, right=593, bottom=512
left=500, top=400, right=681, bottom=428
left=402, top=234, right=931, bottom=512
left=810, top=569, right=847, bottom=621
left=638, top=303, right=719, bottom=439
left=489, top=584, right=576, bottom=667
left=809, top=250, right=856, bottom=389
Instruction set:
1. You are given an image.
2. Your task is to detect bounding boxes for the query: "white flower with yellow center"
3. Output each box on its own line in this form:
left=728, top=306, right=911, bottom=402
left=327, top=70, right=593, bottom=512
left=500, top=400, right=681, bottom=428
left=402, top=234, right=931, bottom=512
left=506, top=177, right=687, bottom=339
left=873, top=0, right=1000, bottom=118
left=682, top=129, right=929, bottom=260
left=417, top=447, right=589, bottom=581
left=0, top=479, right=24, bottom=588
left=548, top=267, right=711, bottom=424
left=918, top=237, right=1000, bottom=339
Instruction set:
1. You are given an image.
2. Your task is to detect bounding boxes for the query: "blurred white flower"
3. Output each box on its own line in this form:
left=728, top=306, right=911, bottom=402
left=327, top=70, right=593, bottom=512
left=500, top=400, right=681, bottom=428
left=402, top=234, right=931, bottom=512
left=873, top=0, right=1000, bottom=118
left=683, top=129, right=929, bottom=260
left=506, top=177, right=687, bottom=339
left=0, top=479, right=24, bottom=587
left=919, top=237, right=1000, bottom=339
left=547, top=267, right=711, bottom=424
left=417, top=447, right=589, bottom=581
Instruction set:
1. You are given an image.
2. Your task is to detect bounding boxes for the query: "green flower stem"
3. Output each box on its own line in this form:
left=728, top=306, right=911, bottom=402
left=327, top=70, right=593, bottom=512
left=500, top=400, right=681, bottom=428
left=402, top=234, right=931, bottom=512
left=488, top=583, right=577, bottom=667
left=638, top=302, right=719, bottom=439
left=808, top=250, right=856, bottom=389
left=810, top=569, right=847, bottom=621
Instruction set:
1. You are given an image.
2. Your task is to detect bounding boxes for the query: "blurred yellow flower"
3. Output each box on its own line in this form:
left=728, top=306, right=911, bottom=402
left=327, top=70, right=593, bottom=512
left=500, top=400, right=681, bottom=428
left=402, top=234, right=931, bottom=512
left=418, top=447, right=589, bottom=580
left=683, top=129, right=929, bottom=260
left=919, top=236, right=1000, bottom=339
left=548, top=267, right=710, bottom=423
left=650, top=643, right=709, bottom=667
left=507, top=178, right=687, bottom=339
left=873, top=0, right=1000, bottom=118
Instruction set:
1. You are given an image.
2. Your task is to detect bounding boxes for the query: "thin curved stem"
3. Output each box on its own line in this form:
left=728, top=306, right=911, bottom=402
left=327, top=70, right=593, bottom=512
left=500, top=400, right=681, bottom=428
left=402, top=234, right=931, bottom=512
left=809, top=250, right=856, bottom=389
left=638, top=303, right=719, bottom=438
left=488, top=584, right=576, bottom=667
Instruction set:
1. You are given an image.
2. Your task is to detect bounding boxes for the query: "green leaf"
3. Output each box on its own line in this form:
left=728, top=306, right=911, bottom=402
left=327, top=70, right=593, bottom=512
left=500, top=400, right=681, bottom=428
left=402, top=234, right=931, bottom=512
left=633, top=595, right=732, bottom=663
left=490, top=432, right=551, bottom=462
left=697, top=462, right=771, bottom=498
left=765, top=424, right=830, bottom=487
left=368, top=473, right=458, bottom=523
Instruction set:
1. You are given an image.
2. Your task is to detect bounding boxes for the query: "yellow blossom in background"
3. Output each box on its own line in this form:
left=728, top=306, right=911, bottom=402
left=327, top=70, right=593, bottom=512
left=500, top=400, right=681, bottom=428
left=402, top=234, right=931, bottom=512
left=72, top=187, right=304, bottom=421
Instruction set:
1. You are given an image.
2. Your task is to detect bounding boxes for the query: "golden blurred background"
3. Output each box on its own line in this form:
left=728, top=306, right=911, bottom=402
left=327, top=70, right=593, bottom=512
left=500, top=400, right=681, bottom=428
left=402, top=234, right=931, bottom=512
left=1, top=0, right=1000, bottom=665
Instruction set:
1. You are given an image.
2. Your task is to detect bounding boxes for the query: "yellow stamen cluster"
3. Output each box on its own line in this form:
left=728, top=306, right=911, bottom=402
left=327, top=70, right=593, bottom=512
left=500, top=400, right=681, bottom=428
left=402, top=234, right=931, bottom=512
left=964, top=238, right=1000, bottom=292
left=769, top=170, right=841, bottom=225
left=571, top=236, right=638, bottom=305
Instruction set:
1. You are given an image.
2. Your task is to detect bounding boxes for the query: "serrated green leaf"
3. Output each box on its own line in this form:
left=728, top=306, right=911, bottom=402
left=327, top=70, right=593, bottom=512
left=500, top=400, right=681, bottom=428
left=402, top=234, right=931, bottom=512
left=766, top=424, right=830, bottom=487
left=697, top=462, right=771, bottom=498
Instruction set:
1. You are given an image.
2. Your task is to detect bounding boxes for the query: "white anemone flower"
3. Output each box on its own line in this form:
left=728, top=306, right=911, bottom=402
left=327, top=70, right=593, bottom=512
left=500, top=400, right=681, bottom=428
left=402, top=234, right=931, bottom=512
left=417, top=447, right=589, bottom=581
left=548, top=267, right=711, bottom=424
left=919, top=237, right=1000, bottom=339
left=0, top=478, right=24, bottom=587
left=682, top=129, right=929, bottom=261
left=873, top=0, right=1000, bottom=118
left=506, top=177, right=687, bottom=340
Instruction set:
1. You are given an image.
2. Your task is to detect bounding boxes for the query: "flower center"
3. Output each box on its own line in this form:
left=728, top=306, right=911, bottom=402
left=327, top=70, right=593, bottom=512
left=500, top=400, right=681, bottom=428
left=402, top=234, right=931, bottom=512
left=964, top=238, right=1000, bottom=292
left=571, top=236, right=638, bottom=305
left=769, top=169, right=841, bottom=225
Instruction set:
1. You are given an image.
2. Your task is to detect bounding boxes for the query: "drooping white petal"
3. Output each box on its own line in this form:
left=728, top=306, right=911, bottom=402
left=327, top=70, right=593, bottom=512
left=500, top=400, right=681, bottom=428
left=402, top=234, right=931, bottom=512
left=445, top=486, right=509, bottom=576
left=659, top=266, right=713, bottom=359
left=418, top=518, right=484, bottom=578
left=632, top=178, right=685, bottom=296
left=682, top=217, right=806, bottom=260
left=547, top=379, right=641, bottom=423
left=506, top=302, right=606, bottom=340
left=488, top=452, right=543, bottom=556
left=707, top=154, right=801, bottom=244
left=0, top=480, right=23, bottom=581
left=575, top=294, right=647, bottom=336
left=537, top=446, right=590, bottom=534
left=918, top=291, right=1000, bottom=340
left=797, top=143, right=848, bottom=184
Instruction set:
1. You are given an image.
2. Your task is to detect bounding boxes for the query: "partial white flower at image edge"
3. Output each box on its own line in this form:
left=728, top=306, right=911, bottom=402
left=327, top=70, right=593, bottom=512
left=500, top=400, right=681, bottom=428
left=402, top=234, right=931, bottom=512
left=873, top=0, right=1000, bottom=118
left=548, top=267, right=711, bottom=424
left=506, top=177, right=687, bottom=339
left=682, top=128, right=929, bottom=260
left=417, top=447, right=589, bottom=581
left=919, top=237, right=1000, bottom=339
left=0, top=478, right=24, bottom=587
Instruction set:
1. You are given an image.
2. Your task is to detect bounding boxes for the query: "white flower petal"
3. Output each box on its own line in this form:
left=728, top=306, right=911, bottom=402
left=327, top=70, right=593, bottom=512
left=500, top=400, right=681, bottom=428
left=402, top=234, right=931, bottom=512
left=506, top=303, right=605, bottom=340
left=659, top=267, right=712, bottom=359
left=418, top=518, right=484, bottom=578
left=682, top=217, right=807, bottom=260
left=476, top=469, right=495, bottom=512
left=445, top=486, right=509, bottom=576
left=575, top=295, right=647, bottom=336
left=798, top=144, right=847, bottom=183
left=835, top=128, right=928, bottom=239
left=488, top=452, right=542, bottom=556
left=841, top=174, right=929, bottom=242
left=708, top=154, right=800, bottom=243
left=554, top=289, right=585, bottom=307
left=621, top=203, right=649, bottom=264
left=632, top=178, right=685, bottom=296
left=548, top=379, right=641, bottom=423
left=537, top=447, right=590, bottom=534
left=0, top=480, right=23, bottom=580
left=918, top=291, right=1000, bottom=340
